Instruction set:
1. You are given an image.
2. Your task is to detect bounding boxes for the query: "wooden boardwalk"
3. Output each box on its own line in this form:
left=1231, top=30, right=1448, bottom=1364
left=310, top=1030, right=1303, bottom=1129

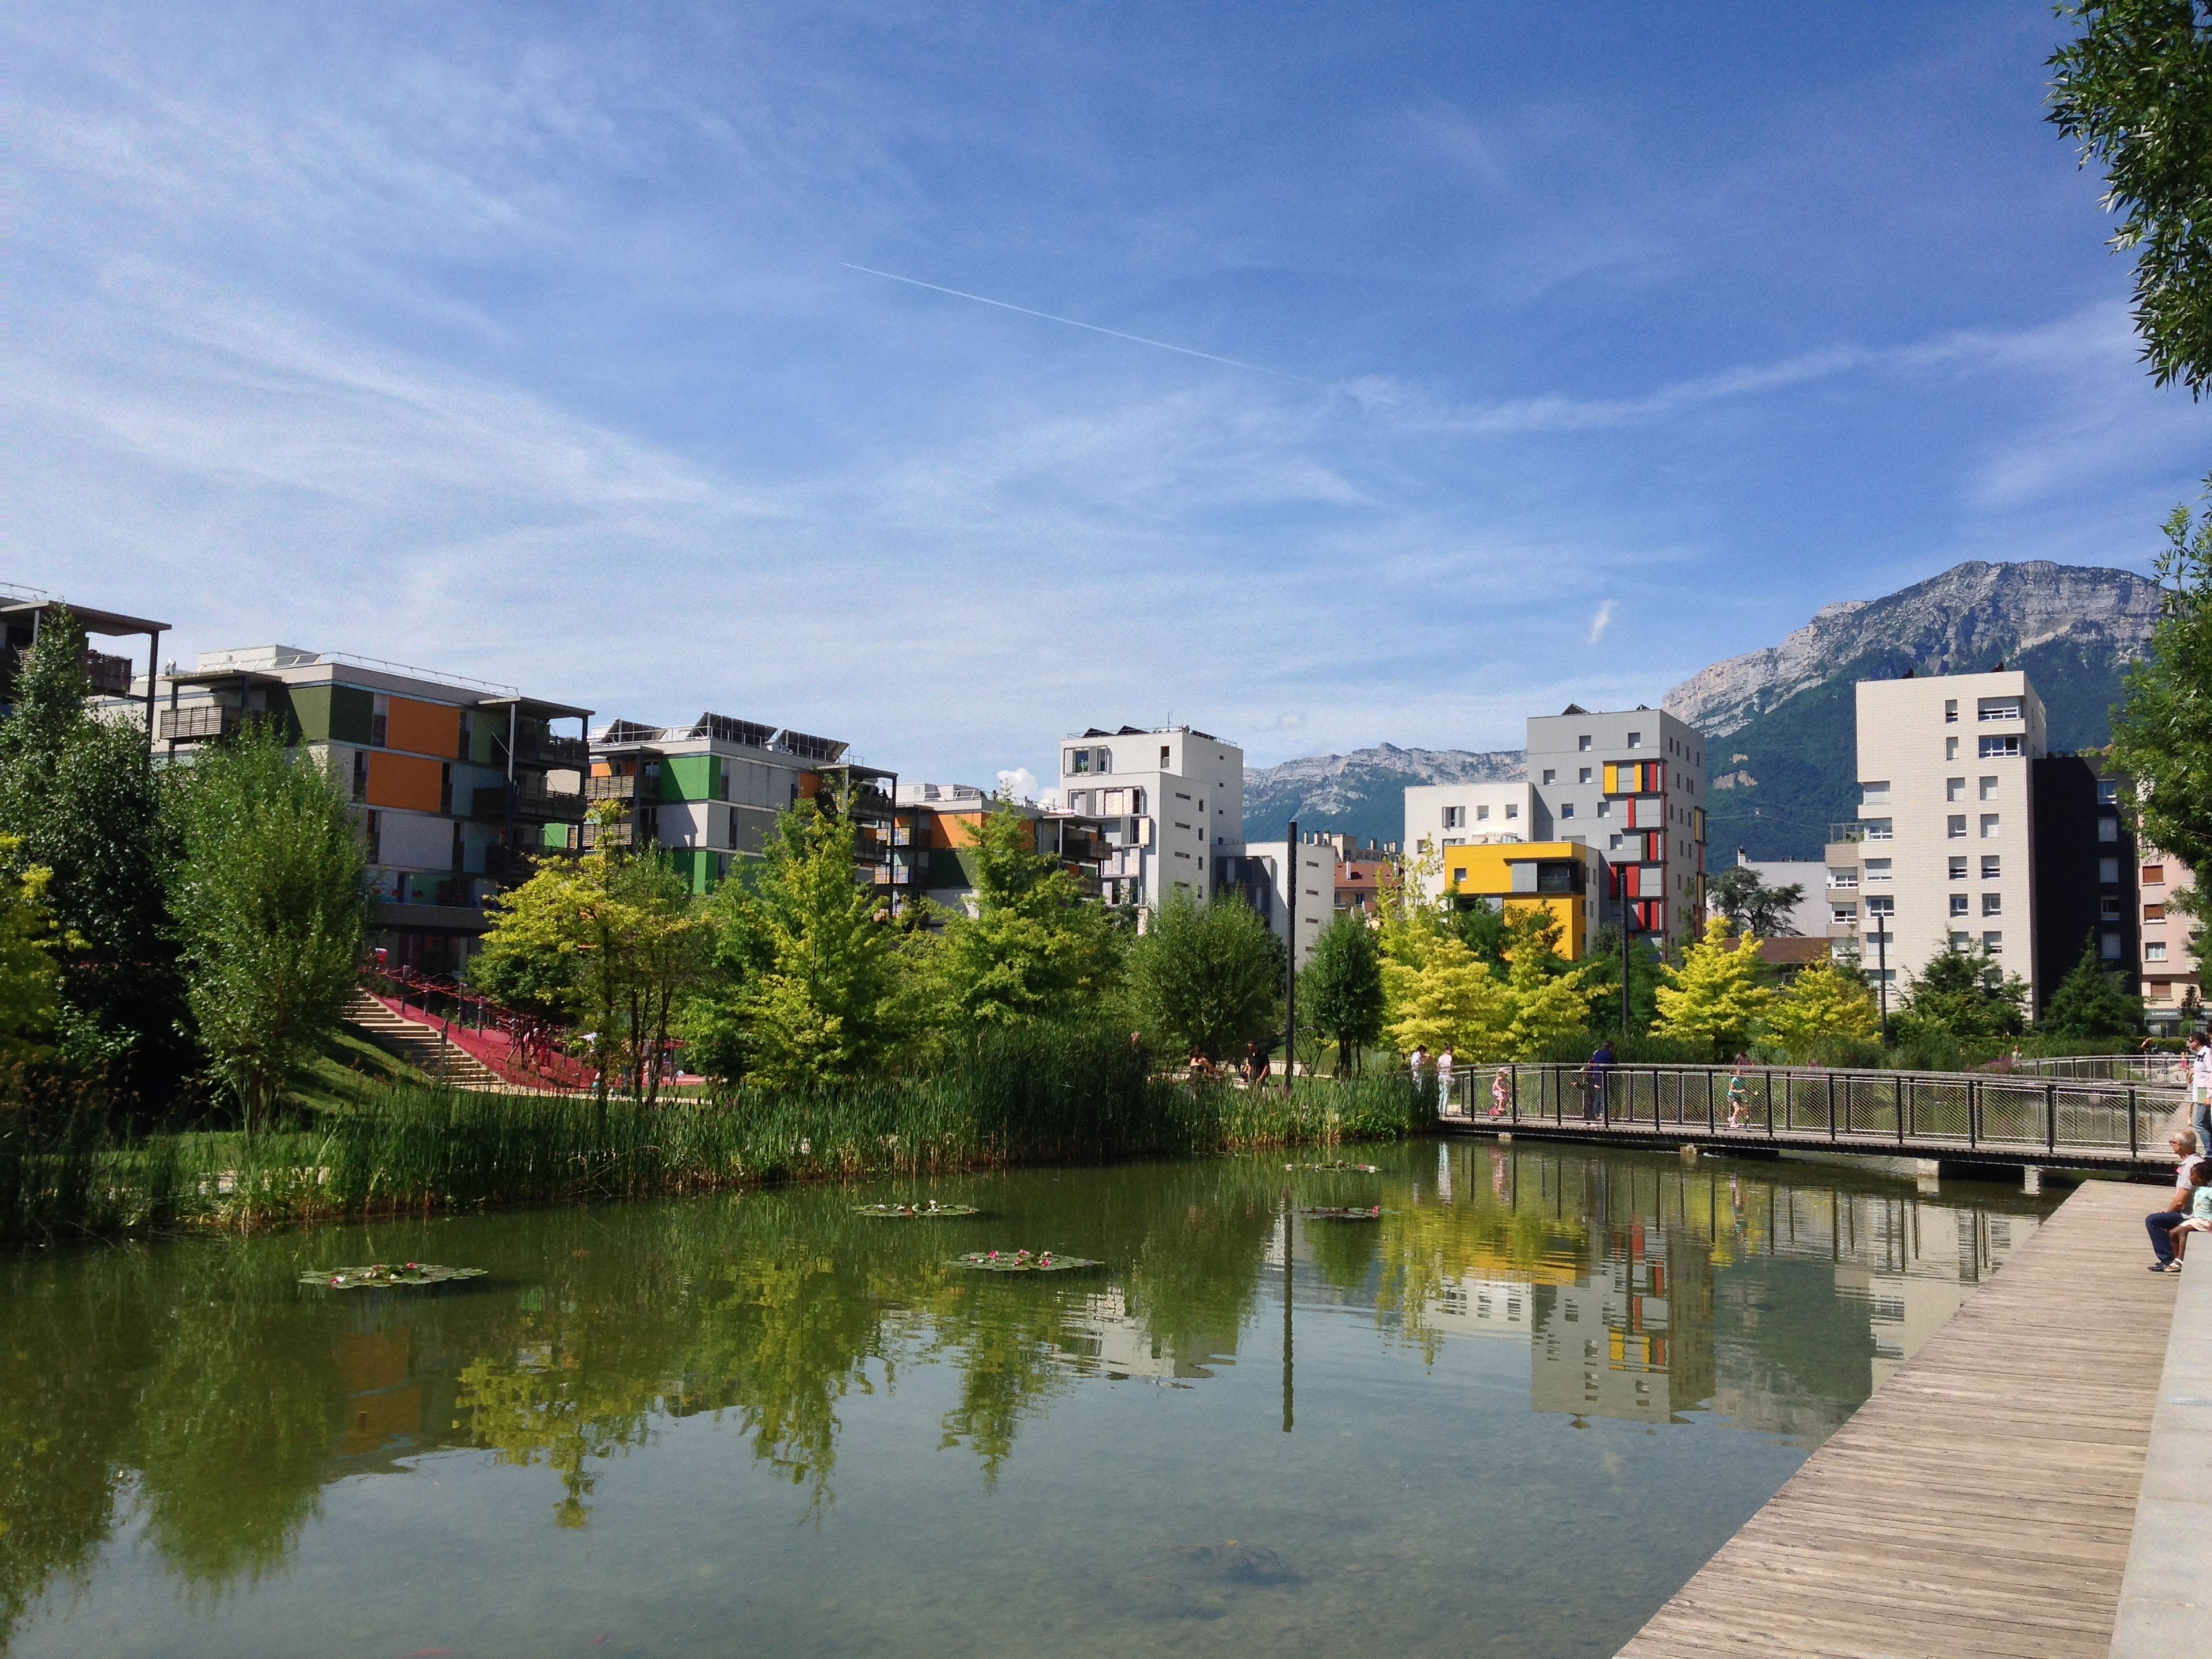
left=1616, top=1179, right=2179, bottom=1659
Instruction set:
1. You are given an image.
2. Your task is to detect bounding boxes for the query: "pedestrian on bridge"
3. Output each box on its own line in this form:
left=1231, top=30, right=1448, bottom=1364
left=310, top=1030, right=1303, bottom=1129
left=1582, top=1040, right=1616, bottom=1122
left=2188, top=1033, right=2211, bottom=1157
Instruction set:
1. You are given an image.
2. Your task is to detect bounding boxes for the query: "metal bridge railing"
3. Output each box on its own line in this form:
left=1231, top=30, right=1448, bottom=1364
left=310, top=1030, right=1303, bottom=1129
left=1445, top=1063, right=2185, bottom=1162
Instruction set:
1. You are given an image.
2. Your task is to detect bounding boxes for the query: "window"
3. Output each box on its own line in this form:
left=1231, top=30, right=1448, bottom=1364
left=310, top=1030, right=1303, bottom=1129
left=1863, top=818, right=1893, bottom=840
left=1595, top=799, right=1611, bottom=818
left=1979, top=814, right=2001, bottom=839
left=1950, top=893, right=1969, bottom=916
left=2097, top=817, right=2119, bottom=842
left=1560, top=802, right=1576, bottom=818
left=2099, top=932, right=2122, bottom=959
left=1578, top=767, right=1593, bottom=784
left=1981, top=856, right=2001, bottom=879
left=1981, top=892, right=2002, bottom=916
left=1443, top=806, right=1464, bottom=829
left=1946, top=736, right=1960, bottom=760
left=1832, top=905, right=1857, bottom=922
left=1626, top=731, right=1642, bottom=749
left=2144, top=903, right=2165, bottom=922
left=1504, top=804, right=1519, bottom=821
left=2097, top=780, right=2119, bottom=804
left=1067, top=749, right=1090, bottom=775
left=2103, top=858, right=2123, bottom=884
left=1863, top=781, right=1891, bottom=804
left=1829, top=867, right=1858, bottom=889
left=1159, top=745, right=1170, bottom=766
left=1948, top=857, right=1969, bottom=879
left=1983, top=931, right=2003, bottom=954
left=1946, top=777, right=1965, bottom=802
left=1864, top=858, right=1891, bottom=882
left=1980, top=735, right=2021, bottom=758
left=1978, top=776, right=1998, bottom=801
left=1944, top=699, right=1959, bottom=724
left=2146, top=941, right=2169, bottom=962
left=1578, top=735, right=1592, bottom=751
left=1475, top=804, right=1490, bottom=821
left=2143, top=863, right=2165, bottom=886
left=1977, top=697, right=2021, bottom=722
left=1866, top=895, right=1893, bottom=917
left=1541, top=769, right=1557, bottom=785
left=1948, top=815, right=1967, bottom=840
left=2103, top=896, right=2124, bottom=919
left=1950, top=932, right=1971, bottom=950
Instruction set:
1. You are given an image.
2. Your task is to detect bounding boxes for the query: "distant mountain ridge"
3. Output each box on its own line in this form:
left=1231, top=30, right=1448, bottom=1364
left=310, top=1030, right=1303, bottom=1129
left=1242, top=560, right=2162, bottom=859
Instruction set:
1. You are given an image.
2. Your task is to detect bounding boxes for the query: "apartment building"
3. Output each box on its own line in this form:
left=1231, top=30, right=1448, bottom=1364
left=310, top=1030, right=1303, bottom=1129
left=5, top=588, right=167, bottom=736
left=156, top=645, right=590, bottom=970
left=893, top=782, right=1107, bottom=918
left=1405, top=781, right=1536, bottom=884
left=1313, top=834, right=1397, bottom=918
left=1527, top=705, right=1708, bottom=949
left=1218, top=835, right=1334, bottom=970
left=1058, top=725, right=1244, bottom=909
left=2137, top=847, right=2203, bottom=1034
left=588, top=714, right=897, bottom=898
left=1710, top=851, right=1831, bottom=940
left=2030, top=754, right=2141, bottom=1002
left=1435, top=840, right=1610, bottom=959
left=1826, top=671, right=2050, bottom=1004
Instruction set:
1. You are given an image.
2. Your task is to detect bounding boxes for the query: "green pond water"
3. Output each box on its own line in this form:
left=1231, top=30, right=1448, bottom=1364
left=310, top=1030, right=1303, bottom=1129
left=3, top=1141, right=2057, bottom=1658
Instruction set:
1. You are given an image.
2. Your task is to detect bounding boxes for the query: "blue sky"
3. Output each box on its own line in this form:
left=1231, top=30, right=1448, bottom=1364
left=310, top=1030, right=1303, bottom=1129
left=13, top=1, right=2205, bottom=788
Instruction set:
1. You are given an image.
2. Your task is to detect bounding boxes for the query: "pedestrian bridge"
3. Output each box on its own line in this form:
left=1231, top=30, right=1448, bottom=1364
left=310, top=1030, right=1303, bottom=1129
left=1443, top=1062, right=2189, bottom=1174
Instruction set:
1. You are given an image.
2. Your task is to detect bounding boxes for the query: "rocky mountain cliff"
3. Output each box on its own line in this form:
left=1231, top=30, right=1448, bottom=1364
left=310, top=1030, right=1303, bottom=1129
left=1242, top=743, right=1522, bottom=846
left=1244, top=560, right=2161, bottom=858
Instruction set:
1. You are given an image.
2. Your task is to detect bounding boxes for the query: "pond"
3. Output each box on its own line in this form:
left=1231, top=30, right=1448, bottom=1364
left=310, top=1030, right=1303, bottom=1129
left=3, top=1141, right=2057, bottom=1658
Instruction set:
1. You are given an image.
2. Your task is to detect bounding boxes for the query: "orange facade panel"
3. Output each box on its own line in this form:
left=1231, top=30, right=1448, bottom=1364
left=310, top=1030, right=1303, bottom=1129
left=367, top=750, right=444, bottom=813
left=386, top=697, right=461, bottom=759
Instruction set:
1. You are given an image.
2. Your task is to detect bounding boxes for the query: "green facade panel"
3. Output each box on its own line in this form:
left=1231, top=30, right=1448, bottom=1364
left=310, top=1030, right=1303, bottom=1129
left=298, top=684, right=375, bottom=745
left=659, top=754, right=720, bottom=803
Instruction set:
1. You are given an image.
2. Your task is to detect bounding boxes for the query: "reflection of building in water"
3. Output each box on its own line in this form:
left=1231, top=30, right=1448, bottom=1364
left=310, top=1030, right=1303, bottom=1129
left=1055, top=1287, right=1206, bottom=1380
left=1835, top=1204, right=2038, bottom=1390
left=1423, top=1277, right=1537, bottom=1340
left=1528, top=1217, right=1716, bottom=1425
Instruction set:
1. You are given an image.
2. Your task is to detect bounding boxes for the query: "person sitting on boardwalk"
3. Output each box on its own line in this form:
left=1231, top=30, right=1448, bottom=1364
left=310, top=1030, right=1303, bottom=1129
left=1724, top=1052, right=1750, bottom=1129
left=2164, top=1157, right=2212, bottom=1272
left=2146, top=1129, right=2205, bottom=1272
left=1582, top=1040, right=1616, bottom=1122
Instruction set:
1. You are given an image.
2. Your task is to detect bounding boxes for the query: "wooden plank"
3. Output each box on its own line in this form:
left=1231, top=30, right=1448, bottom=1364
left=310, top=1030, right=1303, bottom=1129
left=1615, top=1180, right=2176, bottom=1659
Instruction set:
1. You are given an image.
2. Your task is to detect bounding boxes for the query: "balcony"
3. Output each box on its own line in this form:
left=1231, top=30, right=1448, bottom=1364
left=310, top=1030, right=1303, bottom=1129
left=503, top=729, right=590, bottom=771
left=85, top=650, right=135, bottom=696
left=1828, top=822, right=1868, bottom=844
left=160, top=703, right=245, bottom=743
left=584, top=773, right=640, bottom=802
left=472, top=778, right=585, bottom=823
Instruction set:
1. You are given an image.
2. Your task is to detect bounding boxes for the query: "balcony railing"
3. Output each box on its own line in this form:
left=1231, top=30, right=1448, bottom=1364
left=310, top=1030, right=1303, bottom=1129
left=1828, top=822, right=1868, bottom=844
left=85, top=650, right=135, bottom=696
left=472, top=779, right=586, bottom=823
left=159, top=704, right=244, bottom=743
left=584, top=773, right=639, bottom=802
left=503, top=730, right=590, bottom=771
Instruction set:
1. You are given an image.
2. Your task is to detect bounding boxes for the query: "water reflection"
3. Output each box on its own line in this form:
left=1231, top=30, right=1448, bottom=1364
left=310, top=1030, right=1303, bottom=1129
left=3, top=1143, right=2050, bottom=1654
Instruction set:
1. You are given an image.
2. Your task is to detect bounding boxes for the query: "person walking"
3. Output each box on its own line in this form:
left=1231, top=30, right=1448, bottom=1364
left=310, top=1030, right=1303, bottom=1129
left=1436, top=1046, right=1457, bottom=1114
left=2188, top=1033, right=2211, bottom=1157
left=2146, top=1129, right=2206, bottom=1271
left=1583, top=1040, right=1616, bottom=1122
left=1725, top=1052, right=1751, bottom=1130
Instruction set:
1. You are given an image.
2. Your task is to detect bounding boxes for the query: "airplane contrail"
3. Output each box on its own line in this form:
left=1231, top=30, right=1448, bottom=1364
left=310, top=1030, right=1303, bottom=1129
left=839, top=262, right=1307, bottom=380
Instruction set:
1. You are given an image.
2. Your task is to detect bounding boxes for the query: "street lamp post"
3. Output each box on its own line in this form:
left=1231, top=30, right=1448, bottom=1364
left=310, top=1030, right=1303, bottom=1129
left=1875, top=903, right=1891, bottom=1041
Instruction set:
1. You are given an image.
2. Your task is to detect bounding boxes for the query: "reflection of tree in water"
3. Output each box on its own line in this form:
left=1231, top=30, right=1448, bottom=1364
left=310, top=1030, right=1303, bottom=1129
left=456, top=1344, right=656, bottom=1529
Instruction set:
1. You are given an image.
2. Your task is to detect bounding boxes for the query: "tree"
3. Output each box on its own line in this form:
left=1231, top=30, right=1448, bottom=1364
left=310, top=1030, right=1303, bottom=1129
left=1757, top=960, right=1881, bottom=1063
left=1500, top=909, right=1599, bottom=1059
left=165, top=724, right=368, bottom=1130
left=2047, top=1, right=2212, bottom=396
left=2039, top=938, right=2146, bottom=1038
left=2110, top=491, right=2211, bottom=917
left=1653, top=918, right=1774, bottom=1059
left=1893, top=943, right=2030, bottom=1043
left=1300, top=912, right=1385, bottom=1074
left=478, top=802, right=710, bottom=1103
left=715, top=800, right=907, bottom=1088
left=1706, top=865, right=1806, bottom=937
left=930, top=797, right=1123, bottom=1029
left=1126, top=892, right=1283, bottom=1062
left=0, top=844, right=64, bottom=1068
left=1446, top=897, right=1509, bottom=971
left=1380, top=932, right=1514, bottom=1061
left=1582, top=924, right=1665, bottom=1037
left=0, top=607, right=185, bottom=1097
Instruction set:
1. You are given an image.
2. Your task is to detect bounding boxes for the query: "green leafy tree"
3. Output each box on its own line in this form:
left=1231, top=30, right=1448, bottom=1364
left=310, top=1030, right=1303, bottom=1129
left=1500, top=909, right=1599, bottom=1059
left=716, top=800, right=908, bottom=1087
left=1653, top=918, right=1774, bottom=1059
left=1757, top=959, right=1881, bottom=1062
left=1446, top=897, right=1509, bottom=970
left=1582, top=925, right=1666, bottom=1038
left=930, top=797, right=1123, bottom=1028
left=2047, top=1, right=2212, bottom=395
left=1126, top=891, right=1283, bottom=1062
left=0, top=846, right=64, bottom=1067
left=1706, top=865, right=1807, bottom=937
left=2039, top=938, right=2146, bottom=1038
left=165, top=724, right=367, bottom=1130
left=1300, top=911, right=1385, bottom=1074
left=0, top=607, right=186, bottom=1096
left=1381, top=931, right=1514, bottom=1061
left=476, top=802, right=709, bottom=1103
left=2110, top=491, right=2211, bottom=924
left=1893, top=943, right=2030, bottom=1043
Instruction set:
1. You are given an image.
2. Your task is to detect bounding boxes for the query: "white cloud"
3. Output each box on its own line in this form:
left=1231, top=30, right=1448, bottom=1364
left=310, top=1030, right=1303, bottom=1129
left=996, top=766, right=1043, bottom=802
left=1586, top=600, right=1616, bottom=645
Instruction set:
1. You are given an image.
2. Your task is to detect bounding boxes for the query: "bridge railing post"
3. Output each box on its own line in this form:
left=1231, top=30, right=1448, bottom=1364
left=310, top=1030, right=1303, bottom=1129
left=2045, top=1082, right=2057, bottom=1155
left=1967, top=1077, right=1978, bottom=1150
left=2127, top=1084, right=2137, bottom=1158
left=1827, top=1073, right=1837, bottom=1143
left=1894, top=1077, right=1906, bottom=1145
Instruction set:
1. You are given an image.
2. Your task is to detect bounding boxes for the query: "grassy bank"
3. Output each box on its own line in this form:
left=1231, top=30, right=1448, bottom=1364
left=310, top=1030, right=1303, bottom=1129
left=3, top=1030, right=1428, bottom=1244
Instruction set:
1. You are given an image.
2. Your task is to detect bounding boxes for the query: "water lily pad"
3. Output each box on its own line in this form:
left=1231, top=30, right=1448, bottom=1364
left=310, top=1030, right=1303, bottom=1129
left=1300, top=1206, right=1383, bottom=1222
left=1287, top=1161, right=1380, bottom=1173
left=853, top=1202, right=981, bottom=1218
left=954, top=1250, right=1101, bottom=1273
left=302, top=1263, right=489, bottom=1289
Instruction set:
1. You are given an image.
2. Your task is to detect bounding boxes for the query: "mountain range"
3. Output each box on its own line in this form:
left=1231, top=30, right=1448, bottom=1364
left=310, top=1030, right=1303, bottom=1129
left=1242, top=560, right=2164, bottom=859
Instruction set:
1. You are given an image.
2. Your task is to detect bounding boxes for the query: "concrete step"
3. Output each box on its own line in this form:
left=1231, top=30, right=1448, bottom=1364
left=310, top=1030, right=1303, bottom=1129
left=342, top=991, right=505, bottom=1088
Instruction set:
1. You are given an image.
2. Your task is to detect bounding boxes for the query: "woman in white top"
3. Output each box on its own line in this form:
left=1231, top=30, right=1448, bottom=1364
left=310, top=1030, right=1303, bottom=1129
left=2188, top=1035, right=2211, bottom=1156
left=1436, top=1047, right=1456, bottom=1113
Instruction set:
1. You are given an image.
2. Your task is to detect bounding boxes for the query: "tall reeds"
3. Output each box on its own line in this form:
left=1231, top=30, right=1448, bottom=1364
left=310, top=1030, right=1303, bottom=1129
left=2, top=1027, right=1427, bottom=1244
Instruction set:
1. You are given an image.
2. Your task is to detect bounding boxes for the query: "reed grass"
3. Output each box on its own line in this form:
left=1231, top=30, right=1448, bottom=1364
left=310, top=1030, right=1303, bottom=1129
left=3, top=1027, right=1427, bottom=1244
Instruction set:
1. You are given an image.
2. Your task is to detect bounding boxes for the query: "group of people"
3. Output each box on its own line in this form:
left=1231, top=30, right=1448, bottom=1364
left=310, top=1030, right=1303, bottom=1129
left=2147, top=1033, right=2212, bottom=1273
left=1408, top=1046, right=1515, bottom=1119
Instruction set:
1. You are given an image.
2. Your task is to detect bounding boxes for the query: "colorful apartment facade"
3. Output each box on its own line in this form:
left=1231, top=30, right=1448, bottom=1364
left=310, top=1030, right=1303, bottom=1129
left=893, top=782, right=1108, bottom=917
left=1435, top=840, right=1610, bottom=959
left=154, top=645, right=590, bottom=970
left=587, top=714, right=897, bottom=897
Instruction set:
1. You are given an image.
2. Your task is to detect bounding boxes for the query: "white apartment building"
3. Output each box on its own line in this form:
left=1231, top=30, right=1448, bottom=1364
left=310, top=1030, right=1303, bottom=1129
left=1059, top=725, right=1244, bottom=911
left=1230, top=836, right=1334, bottom=970
left=1404, top=780, right=1536, bottom=899
left=1829, top=671, right=2046, bottom=1000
